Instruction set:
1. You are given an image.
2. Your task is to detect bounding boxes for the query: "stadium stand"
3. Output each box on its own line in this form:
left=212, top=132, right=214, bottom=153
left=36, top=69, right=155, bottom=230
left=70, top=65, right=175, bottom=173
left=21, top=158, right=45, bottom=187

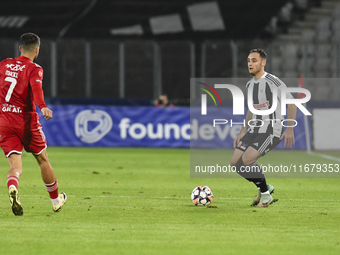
left=0, top=0, right=339, bottom=102
left=0, top=0, right=287, bottom=39
left=272, top=0, right=340, bottom=79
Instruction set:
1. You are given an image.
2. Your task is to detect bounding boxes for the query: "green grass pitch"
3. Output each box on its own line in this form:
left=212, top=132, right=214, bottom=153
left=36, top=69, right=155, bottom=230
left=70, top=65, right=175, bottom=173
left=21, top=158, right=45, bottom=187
left=0, top=147, right=339, bottom=255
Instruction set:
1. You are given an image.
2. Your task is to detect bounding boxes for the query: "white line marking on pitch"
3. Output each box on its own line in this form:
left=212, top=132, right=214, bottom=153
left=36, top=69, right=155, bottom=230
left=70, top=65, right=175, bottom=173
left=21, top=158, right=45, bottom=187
left=1, top=194, right=339, bottom=202
left=309, top=152, right=340, bottom=162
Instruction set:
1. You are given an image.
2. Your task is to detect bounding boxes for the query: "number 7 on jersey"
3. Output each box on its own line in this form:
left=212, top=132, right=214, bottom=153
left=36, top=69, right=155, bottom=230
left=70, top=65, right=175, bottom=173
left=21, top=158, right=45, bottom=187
left=4, top=77, right=17, bottom=102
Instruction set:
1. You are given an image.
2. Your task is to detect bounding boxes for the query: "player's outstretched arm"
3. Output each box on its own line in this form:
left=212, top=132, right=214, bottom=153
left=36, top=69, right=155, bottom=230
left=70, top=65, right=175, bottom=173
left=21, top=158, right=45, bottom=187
left=41, top=107, right=52, bottom=120
left=280, top=104, right=297, bottom=148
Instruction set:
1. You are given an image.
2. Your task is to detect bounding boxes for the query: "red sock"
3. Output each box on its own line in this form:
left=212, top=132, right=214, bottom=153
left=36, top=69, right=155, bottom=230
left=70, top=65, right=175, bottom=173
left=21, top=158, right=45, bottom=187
left=7, top=176, right=19, bottom=189
left=45, top=180, right=59, bottom=199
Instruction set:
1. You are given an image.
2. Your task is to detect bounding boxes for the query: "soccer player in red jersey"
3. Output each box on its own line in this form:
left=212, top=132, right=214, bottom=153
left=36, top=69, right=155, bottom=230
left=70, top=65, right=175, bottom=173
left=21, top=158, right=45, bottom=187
left=0, top=33, right=67, bottom=216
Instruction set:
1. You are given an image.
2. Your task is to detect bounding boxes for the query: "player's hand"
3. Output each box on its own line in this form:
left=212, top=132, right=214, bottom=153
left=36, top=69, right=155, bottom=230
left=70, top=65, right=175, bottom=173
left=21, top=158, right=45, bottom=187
left=233, top=131, right=245, bottom=149
left=280, top=128, right=295, bottom=148
left=41, top=107, right=52, bottom=120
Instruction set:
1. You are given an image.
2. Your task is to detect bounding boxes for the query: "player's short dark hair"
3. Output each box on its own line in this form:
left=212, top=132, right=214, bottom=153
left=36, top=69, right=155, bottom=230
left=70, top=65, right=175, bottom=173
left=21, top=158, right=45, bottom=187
left=20, top=33, right=40, bottom=52
left=249, top=48, right=267, bottom=60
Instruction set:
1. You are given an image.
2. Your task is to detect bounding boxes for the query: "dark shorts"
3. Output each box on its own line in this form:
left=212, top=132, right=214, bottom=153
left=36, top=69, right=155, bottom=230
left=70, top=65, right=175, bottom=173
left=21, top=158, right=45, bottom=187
left=0, top=126, right=47, bottom=157
left=236, top=132, right=282, bottom=156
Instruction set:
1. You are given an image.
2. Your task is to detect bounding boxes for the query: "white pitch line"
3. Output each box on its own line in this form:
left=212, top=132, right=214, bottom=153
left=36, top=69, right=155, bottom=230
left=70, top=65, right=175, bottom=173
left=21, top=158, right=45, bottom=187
left=0, top=194, right=339, bottom=202
left=308, top=152, right=340, bottom=162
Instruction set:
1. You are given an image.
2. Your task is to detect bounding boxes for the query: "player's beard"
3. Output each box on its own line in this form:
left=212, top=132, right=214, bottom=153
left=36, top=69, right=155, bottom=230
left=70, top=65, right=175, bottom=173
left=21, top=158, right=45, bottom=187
left=249, top=68, right=258, bottom=77
left=249, top=64, right=262, bottom=77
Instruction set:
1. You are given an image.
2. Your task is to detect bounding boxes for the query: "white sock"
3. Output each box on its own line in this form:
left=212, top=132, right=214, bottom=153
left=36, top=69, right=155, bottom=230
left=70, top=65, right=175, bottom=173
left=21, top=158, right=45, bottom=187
left=51, top=197, right=61, bottom=205
left=261, top=190, right=270, bottom=195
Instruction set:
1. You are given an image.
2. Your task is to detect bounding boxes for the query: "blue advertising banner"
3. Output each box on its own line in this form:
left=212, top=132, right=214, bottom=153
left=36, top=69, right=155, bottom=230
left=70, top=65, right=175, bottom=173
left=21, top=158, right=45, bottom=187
left=40, top=106, right=190, bottom=147
left=38, top=106, right=310, bottom=149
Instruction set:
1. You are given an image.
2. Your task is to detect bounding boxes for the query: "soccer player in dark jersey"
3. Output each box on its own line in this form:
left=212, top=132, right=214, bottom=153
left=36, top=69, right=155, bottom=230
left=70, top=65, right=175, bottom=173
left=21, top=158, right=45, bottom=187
left=0, top=33, right=67, bottom=215
left=230, top=48, right=297, bottom=207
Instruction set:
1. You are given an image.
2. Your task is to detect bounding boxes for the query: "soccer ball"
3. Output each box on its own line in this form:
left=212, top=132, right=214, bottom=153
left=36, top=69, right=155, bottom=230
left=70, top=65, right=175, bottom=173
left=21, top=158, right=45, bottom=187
left=191, top=185, right=213, bottom=206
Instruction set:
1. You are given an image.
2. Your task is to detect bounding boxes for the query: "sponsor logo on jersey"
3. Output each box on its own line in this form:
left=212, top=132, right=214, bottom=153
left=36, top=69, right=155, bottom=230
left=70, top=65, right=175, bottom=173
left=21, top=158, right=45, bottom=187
left=1, top=104, right=22, bottom=113
left=6, top=64, right=26, bottom=72
left=253, top=101, right=269, bottom=109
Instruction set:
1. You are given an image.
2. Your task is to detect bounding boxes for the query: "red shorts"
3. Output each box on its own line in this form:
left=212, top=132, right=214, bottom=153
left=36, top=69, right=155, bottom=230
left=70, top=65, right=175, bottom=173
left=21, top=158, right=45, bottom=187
left=0, top=126, right=47, bottom=157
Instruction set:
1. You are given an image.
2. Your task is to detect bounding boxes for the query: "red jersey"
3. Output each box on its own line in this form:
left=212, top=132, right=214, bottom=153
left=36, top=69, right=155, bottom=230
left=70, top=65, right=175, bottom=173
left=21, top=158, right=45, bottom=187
left=0, top=56, right=47, bottom=129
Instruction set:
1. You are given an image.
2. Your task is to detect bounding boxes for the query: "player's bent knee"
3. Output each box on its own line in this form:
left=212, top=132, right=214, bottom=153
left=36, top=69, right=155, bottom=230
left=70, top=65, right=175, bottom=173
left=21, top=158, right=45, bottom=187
left=242, top=147, right=261, bottom=165
left=241, top=154, right=256, bottom=166
left=230, top=158, right=238, bottom=166
left=230, top=150, right=244, bottom=166
left=230, top=154, right=241, bottom=166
